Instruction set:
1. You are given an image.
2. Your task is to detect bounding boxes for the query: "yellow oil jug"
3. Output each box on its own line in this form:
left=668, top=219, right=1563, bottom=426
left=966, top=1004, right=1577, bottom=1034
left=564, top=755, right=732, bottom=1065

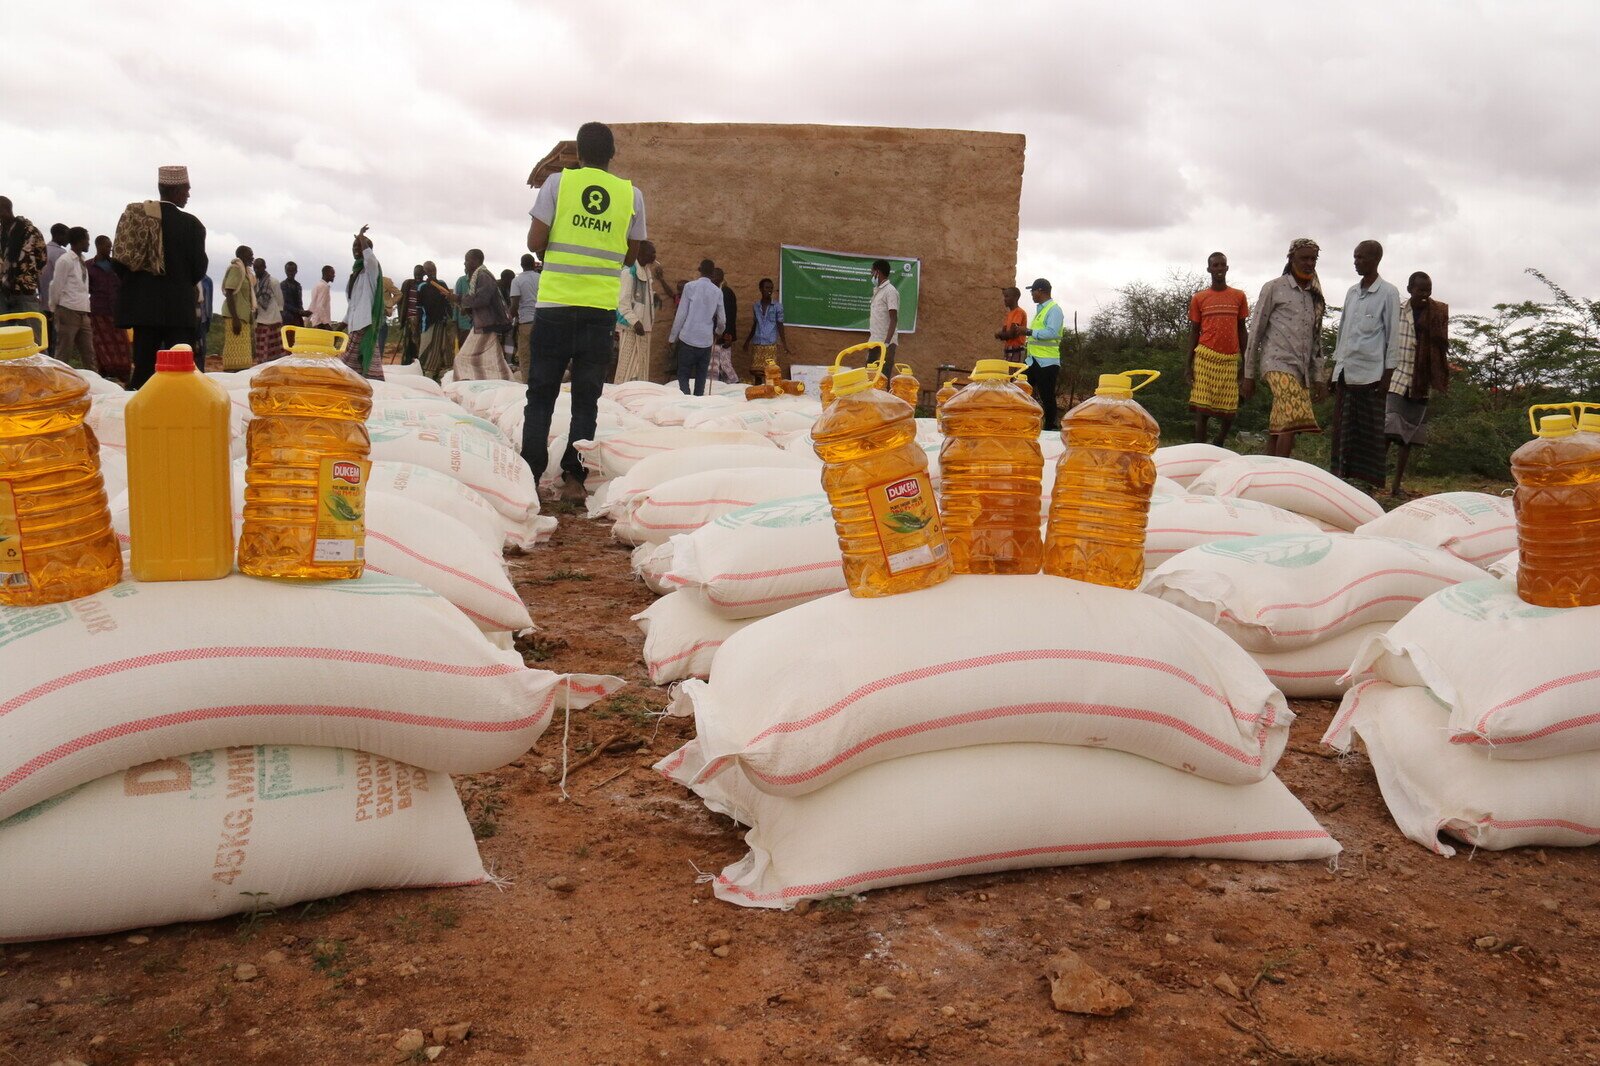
left=1514, top=403, right=1600, bottom=607
left=938, top=359, right=1043, bottom=574
left=890, top=363, right=920, bottom=406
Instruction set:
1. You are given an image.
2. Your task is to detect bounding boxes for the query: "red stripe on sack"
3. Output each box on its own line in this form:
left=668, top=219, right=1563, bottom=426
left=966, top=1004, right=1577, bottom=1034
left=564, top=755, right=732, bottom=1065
left=1261, top=667, right=1344, bottom=680
left=1320, top=678, right=1377, bottom=745
left=366, top=529, right=523, bottom=606
left=1223, top=595, right=1422, bottom=638
left=648, top=640, right=723, bottom=677
left=711, top=559, right=852, bottom=583
left=1471, top=668, right=1600, bottom=735
left=1217, top=474, right=1377, bottom=526
left=1253, top=569, right=1463, bottom=616
left=363, top=566, right=506, bottom=630
left=741, top=700, right=1271, bottom=787
left=706, top=584, right=847, bottom=610
left=658, top=746, right=691, bottom=775
left=714, top=829, right=1335, bottom=902
left=1480, top=816, right=1600, bottom=835
left=0, top=694, right=557, bottom=799
left=0, top=647, right=526, bottom=721
left=460, top=480, right=528, bottom=509
left=1452, top=711, right=1600, bottom=748
left=1450, top=523, right=1516, bottom=544
left=631, top=511, right=754, bottom=531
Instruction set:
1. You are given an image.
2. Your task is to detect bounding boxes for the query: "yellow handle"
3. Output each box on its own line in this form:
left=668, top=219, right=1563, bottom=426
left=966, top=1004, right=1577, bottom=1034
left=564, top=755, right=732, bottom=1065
left=1124, top=369, right=1161, bottom=393
left=1007, top=362, right=1029, bottom=379
left=281, top=325, right=350, bottom=355
left=833, top=341, right=886, bottom=374
left=0, top=310, right=48, bottom=349
left=895, top=363, right=913, bottom=376
left=1528, top=402, right=1578, bottom=436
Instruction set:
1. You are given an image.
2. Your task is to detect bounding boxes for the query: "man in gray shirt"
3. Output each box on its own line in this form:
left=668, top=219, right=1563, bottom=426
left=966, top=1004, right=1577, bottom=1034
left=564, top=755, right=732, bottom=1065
left=1328, top=240, right=1401, bottom=489
left=454, top=248, right=513, bottom=380
left=1243, top=238, right=1326, bottom=458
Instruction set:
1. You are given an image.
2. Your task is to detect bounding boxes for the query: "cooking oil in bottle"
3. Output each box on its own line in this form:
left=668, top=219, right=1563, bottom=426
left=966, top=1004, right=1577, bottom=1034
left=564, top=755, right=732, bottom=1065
left=935, top=373, right=970, bottom=415
left=237, top=326, right=373, bottom=580
left=812, top=342, right=951, bottom=597
left=1514, top=403, right=1600, bottom=607
left=0, top=312, right=122, bottom=605
left=1043, top=369, right=1161, bottom=589
left=126, top=345, right=234, bottom=580
left=1011, top=365, right=1034, bottom=397
left=938, top=359, right=1043, bottom=574
left=890, top=363, right=920, bottom=406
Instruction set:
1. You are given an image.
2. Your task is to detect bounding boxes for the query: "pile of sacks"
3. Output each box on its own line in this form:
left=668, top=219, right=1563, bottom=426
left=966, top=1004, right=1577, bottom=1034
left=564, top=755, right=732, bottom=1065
left=0, top=363, right=619, bottom=944
left=656, top=575, right=1339, bottom=908
left=1324, top=578, right=1600, bottom=856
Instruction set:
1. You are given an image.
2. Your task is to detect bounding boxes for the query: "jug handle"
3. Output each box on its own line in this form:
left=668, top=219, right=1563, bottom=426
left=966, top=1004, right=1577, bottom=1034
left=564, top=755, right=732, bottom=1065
left=833, top=341, right=887, bottom=376
left=1527, top=402, right=1578, bottom=436
left=1124, top=369, right=1162, bottom=392
left=0, top=310, right=48, bottom=350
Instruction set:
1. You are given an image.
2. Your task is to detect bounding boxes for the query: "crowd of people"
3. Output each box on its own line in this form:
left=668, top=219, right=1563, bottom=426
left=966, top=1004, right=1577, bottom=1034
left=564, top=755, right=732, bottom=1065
left=0, top=124, right=1450, bottom=503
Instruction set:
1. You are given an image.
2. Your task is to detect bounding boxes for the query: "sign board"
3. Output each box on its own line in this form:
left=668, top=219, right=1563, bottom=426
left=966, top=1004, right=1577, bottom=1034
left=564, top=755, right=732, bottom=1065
left=779, top=245, right=920, bottom=334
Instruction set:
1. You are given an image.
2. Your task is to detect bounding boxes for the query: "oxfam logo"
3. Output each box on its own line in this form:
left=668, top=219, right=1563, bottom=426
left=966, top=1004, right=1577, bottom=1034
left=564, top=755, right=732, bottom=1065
left=581, top=185, right=610, bottom=215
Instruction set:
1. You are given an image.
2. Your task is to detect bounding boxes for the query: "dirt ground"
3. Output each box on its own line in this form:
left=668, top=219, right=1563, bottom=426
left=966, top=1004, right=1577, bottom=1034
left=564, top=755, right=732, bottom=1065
left=4, top=506, right=1599, bottom=1066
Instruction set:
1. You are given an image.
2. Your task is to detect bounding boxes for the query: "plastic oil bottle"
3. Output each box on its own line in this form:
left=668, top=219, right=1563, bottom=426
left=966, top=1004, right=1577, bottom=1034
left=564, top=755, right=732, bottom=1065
left=819, top=371, right=835, bottom=406
left=0, top=312, right=122, bottom=605
left=238, top=327, right=373, bottom=580
left=812, top=342, right=951, bottom=597
left=126, top=345, right=234, bottom=580
left=935, top=373, right=970, bottom=415
left=1011, top=365, right=1034, bottom=397
left=1043, top=369, right=1161, bottom=589
left=938, top=359, right=1043, bottom=574
left=1512, top=403, right=1600, bottom=607
left=890, top=363, right=920, bottom=406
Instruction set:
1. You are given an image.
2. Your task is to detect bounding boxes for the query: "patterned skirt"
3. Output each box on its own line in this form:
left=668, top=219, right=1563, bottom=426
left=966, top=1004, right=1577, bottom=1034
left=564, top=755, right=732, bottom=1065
left=749, top=343, right=778, bottom=380
left=221, top=320, right=255, bottom=371
left=1188, top=344, right=1239, bottom=416
left=1331, top=378, right=1387, bottom=487
left=89, top=313, right=131, bottom=384
left=1263, top=371, right=1320, bottom=435
left=254, top=322, right=285, bottom=364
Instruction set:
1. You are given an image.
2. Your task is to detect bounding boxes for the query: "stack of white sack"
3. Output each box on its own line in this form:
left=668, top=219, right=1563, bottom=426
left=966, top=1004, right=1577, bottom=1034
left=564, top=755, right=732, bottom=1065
left=659, top=493, right=843, bottom=618
left=1153, top=442, right=1238, bottom=488
left=1141, top=493, right=1319, bottom=572
left=575, top=427, right=775, bottom=484
left=1187, top=455, right=1384, bottom=531
left=366, top=421, right=554, bottom=546
left=657, top=575, right=1339, bottom=908
left=1324, top=578, right=1600, bottom=856
left=612, top=466, right=824, bottom=546
left=0, top=573, right=621, bottom=941
left=589, top=444, right=819, bottom=521
left=632, top=589, right=756, bottom=684
left=1144, top=533, right=1483, bottom=698
left=1354, top=492, right=1517, bottom=569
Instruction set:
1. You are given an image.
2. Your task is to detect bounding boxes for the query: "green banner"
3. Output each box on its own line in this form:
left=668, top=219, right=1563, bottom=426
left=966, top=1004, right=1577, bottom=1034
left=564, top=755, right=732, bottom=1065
left=779, top=245, right=920, bottom=333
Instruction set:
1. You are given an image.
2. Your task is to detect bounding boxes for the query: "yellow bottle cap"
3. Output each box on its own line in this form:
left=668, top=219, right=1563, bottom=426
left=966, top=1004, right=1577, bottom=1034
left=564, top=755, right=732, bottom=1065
left=894, top=363, right=913, bottom=376
left=282, top=325, right=349, bottom=357
left=1538, top=413, right=1577, bottom=438
left=832, top=366, right=875, bottom=396
left=971, top=359, right=1018, bottom=381
left=0, top=312, right=47, bottom=360
left=1095, top=368, right=1161, bottom=398
left=1581, top=411, right=1600, bottom=433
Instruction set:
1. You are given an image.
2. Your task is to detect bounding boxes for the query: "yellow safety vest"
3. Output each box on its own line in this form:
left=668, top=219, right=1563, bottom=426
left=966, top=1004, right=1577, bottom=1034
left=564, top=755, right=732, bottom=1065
left=1027, top=300, right=1061, bottom=365
left=541, top=167, right=635, bottom=310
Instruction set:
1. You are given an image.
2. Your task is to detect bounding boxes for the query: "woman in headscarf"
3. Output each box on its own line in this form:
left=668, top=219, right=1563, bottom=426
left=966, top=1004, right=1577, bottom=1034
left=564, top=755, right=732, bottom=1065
left=1242, top=238, right=1325, bottom=458
left=219, top=244, right=256, bottom=372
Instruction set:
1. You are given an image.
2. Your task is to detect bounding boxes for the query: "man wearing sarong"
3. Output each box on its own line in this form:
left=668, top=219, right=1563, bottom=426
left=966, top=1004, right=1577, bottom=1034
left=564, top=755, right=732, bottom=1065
left=1386, top=271, right=1450, bottom=499
left=1184, top=252, right=1249, bottom=445
left=742, top=276, right=789, bottom=382
left=453, top=249, right=513, bottom=381
left=614, top=241, right=659, bottom=383
left=397, top=265, right=424, bottom=365
left=252, top=259, right=285, bottom=363
left=345, top=225, right=386, bottom=380
left=1243, top=239, right=1325, bottom=458
left=219, top=245, right=256, bottom=371
left=416, top=261, right=458, bottom=381
left=87, top=235, right=130, bottom=385
left=1328, top=240, right=1400, bottom=489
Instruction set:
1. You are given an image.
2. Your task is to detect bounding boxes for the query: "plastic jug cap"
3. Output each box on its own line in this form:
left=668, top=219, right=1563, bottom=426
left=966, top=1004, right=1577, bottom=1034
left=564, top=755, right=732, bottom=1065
left=1581, top=411, right=1600, bottom=433
left=832, top=366, right=874, bottom=396
left=894, top=363, right=913, bottom=376
left=1096, top=368, right=1161, bottom=398
left=971, top=359, right=1017, bottom=381
left=282, top=325, right=349, bottom=357
left=0, top=312, right=47, bottom=360
left=1537, top=413, right=1577, bottom=437
left=155, top=345, right=196, bottom=372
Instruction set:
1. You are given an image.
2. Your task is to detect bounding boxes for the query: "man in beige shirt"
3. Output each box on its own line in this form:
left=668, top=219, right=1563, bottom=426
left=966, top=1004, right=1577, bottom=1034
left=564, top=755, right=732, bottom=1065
left=614, top=240, right=661, bottom=382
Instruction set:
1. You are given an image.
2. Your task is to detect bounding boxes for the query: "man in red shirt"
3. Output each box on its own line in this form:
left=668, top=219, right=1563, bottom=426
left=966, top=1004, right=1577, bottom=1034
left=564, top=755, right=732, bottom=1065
left=1185, top=252, right=1250, bottom=445
left=995, top=286, right=1027, bottom=360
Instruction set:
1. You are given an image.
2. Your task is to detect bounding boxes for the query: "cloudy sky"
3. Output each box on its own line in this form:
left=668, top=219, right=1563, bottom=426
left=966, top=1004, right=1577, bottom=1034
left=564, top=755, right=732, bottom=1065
left=11, top=1, right=1595, bottom=322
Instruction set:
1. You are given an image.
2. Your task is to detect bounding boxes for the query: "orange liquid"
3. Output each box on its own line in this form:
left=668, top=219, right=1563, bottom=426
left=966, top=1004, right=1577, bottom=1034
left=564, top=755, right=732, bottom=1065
left=890, top=372, right=920, bottom=406
left=812, top=386, right=952, bottom=597
left=126, top=368, right=234, bottom=581
left=1513, top=432, right=1600, bottom=607
left=0, top=354, right=122, bottom=605
left=935, top=379, right=966, bottom=415
left=1043, top=393, right=1159, bottom=589
left=819, top=375, right=835, bottom=405
left=237, top=355, right=373, bottom=579
left=938, top=379, right=1044, bottom=574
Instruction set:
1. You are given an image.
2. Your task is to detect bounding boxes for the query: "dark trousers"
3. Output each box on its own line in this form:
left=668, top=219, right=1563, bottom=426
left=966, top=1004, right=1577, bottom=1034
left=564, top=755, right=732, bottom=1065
left=1025, top=360, right=1061, bottom=430
left=130, top=324, right=200, bottom=389
left=676, top=342, right=711, bottom=395
left=521, top=305, right=613, bottom=484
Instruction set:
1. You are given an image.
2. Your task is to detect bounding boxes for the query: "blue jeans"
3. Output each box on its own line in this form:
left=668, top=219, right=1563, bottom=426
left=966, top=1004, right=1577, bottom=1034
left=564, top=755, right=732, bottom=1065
left=522, top=305, right=613, bottom=483
left=676, top=342, right=711, bottom=395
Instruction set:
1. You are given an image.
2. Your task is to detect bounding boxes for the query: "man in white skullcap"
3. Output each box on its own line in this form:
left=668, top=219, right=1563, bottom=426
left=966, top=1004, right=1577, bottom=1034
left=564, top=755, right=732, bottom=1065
left=116, top=165, right=208, bottom=387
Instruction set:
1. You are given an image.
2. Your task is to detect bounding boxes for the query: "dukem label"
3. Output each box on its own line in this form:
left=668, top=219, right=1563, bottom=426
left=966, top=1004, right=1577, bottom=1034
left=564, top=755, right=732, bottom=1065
left=313, top=458, right=369, bottom=564
left=0, top=480, right=27, bottom=589
left=866, top=474, right=948, bottom=575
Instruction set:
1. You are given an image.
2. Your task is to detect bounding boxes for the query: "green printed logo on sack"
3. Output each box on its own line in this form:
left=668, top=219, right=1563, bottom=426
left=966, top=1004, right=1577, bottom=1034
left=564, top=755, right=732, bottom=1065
left=1435, top=578, right=1560, bottom=622
left=713, top=494, right=834, bottom=531
left=1200, top=533, right=1332, bottom=568
left=0, top=601, right=73, bottom=650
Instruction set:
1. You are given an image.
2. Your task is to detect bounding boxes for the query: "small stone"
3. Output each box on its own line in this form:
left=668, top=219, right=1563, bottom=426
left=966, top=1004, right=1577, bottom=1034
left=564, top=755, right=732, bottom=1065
left=793, top=900, right=813, bottom=916
left=90, top=1036, right=108, bottom=1046
left=940, top=1005, right=956, bottom=1017
left=262, top=950, right=286, bottom=965
left=394, top=1029, right=426, bottom=1053
left=243, top=1029, right=260, bottom=1038
left=1207, top=863, right=1222, bottom=873
left=711, top=945, right=731, bottom=958
left=1164, top=934, right=1182, bottom=946
left=1536, top=849, right=1548, bottom=865
left=354, top=977, right=368, bottom=987
left=395, top=961, right=420, bottom=977
left=1183, top=871, right=1207, bottom=889
left=433, top=1022, right=471, bottom=1044
left=645, top=999, right=665, bottom=1013
left=56, top=975, right=74, bottom=990
left=706, top=929, right=733, bottom=949
left=1539, top=898, right=1560, bottom=914
left=538, top=762, right=557, bottom=776
left=125, top=935, right=149, bottom=945
left=424, top=1049, right=444, bottom=1062
left=1473, top=936, right=1500, bottom=951
left=1537, top=976, right=1557, bottom=990
left=233, top=964, right=259, bottom=983
left=1213, top=973, right=1241, bottom=999
left=870, top=985, right=896, bottom=1000
left=1092, top=897, right=1111, bottom=912
left=1046, top=949, right=1133, bottom=1016
left=546, top=876, right=576, bottom=893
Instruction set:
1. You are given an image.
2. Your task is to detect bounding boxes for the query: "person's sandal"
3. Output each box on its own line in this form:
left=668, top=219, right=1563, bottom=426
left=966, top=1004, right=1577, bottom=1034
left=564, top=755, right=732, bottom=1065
left=558, top=475, right=588, bottom=504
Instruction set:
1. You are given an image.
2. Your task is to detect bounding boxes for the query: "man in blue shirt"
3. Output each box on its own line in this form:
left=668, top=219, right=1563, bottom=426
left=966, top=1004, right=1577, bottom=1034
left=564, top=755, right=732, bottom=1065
left=1329, top=240, right=1401, bottom=489
left=742, top=277, right=788, bottom=381
left=1024, top=278, right=1065, bottom=429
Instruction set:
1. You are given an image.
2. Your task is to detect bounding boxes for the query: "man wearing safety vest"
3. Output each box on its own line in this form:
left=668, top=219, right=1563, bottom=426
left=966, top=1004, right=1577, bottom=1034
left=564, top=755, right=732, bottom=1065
left=523, top=121, right=648, bottom=501
left=1024, top=278, right=1065, bottom=430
